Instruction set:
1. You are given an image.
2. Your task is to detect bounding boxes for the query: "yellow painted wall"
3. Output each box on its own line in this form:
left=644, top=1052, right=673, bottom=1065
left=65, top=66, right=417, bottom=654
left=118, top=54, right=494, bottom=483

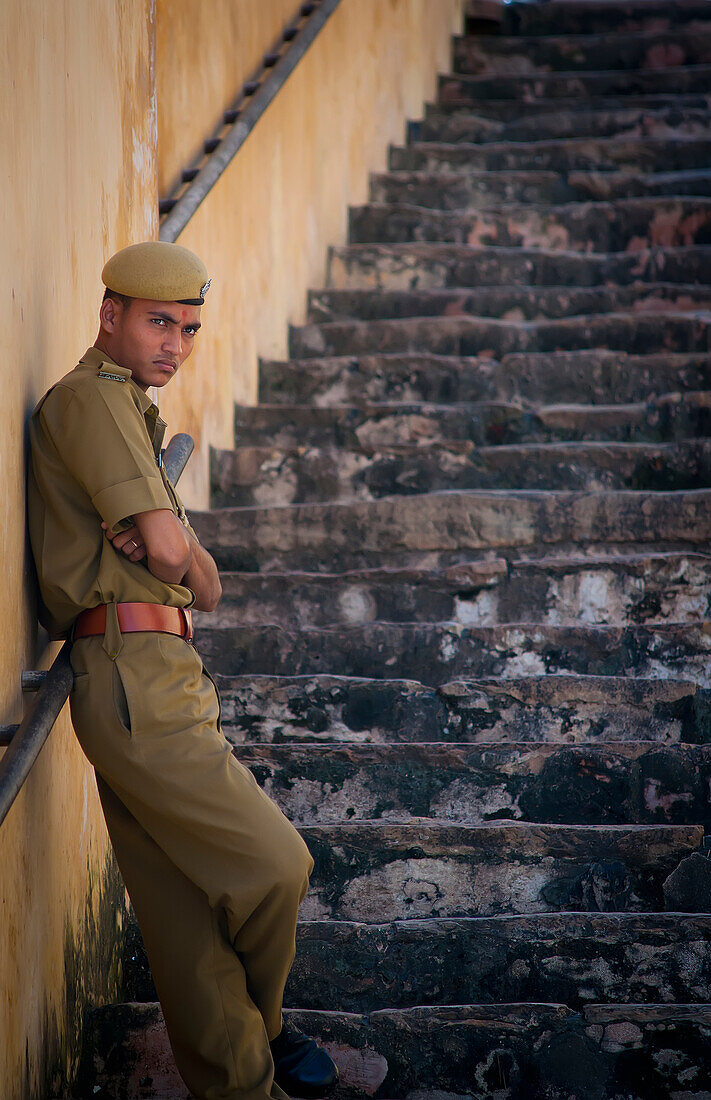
left=157, top=0, right=298, bottom=197
left=1, top=1, right=463, bottom=1095
left=0, top=1, right=156, bottom=1096
left=156, top=0, right=465, bottom=508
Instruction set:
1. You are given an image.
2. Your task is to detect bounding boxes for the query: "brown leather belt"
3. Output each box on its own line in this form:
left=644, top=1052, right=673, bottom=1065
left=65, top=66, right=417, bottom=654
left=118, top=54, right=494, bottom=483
left=73, top=601, right=193, bottom=642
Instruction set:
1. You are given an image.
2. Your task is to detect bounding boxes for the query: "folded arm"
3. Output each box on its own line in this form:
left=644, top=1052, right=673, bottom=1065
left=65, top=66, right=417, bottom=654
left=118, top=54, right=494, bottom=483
left=103, top=508, right=222, bottom=612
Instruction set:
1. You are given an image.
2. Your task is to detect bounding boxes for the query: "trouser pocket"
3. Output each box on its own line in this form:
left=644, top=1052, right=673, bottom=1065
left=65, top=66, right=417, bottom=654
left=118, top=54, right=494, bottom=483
left=199, top=661, right=223, bottom=731
left=112, top=659, right=133, bottom=736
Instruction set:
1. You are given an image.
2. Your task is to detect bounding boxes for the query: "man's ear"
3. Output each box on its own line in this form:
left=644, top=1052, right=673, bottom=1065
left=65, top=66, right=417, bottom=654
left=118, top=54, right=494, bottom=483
left=99, top=296, right=120, bottom=334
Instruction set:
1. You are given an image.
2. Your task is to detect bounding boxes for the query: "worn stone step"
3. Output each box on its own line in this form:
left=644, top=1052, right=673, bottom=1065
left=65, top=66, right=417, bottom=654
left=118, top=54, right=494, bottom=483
left=452, top=25, right=711, bottom=77
left=196, top=621, right=711, bottom=685
left=288, top=914, right=711, bottom=1012
left=235, top=395, right=711, bottom=449
left=210, top=439, right=711, bottom=507
left=77, top=1003, right=190, bottom=1100
left=77, top=1000, right=711, bottom=1100
left=259, top=1002, right=711, bottom=1098
left=349, top=199, right=711, bottom=251
left=259, top=351, right=711, bottom=407
left=215, top=673, right=710, bottom=747
left=308, top=285, right=711, bottom=324
left=439, top=63, right=711, bottom=107
left=391, top=135, right=711, bottom=176
left=371, top=166, right=711, bottom=207
left=124, top=912, right=711, bottom=1010
left=327, top=242, right=711, bottom=291
left=426, top=91, right=711, bottom=125
left=193, top=488, right=711, bottom=572
left=290, top=312, right=711, bottom=361
left=229, top=742, right=711, bottom=828
left=296, top=822, right=703, bottom=919
left=201, top=552, right=711, bottom=629
left=416, top=103, right=711, bottom=144
left=495, top=0, right=711, bottom=38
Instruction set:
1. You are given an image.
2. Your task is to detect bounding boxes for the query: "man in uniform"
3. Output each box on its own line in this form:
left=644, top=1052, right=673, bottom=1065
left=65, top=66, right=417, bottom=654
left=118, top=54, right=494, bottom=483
left=27, top=241, right=339, bottom=1100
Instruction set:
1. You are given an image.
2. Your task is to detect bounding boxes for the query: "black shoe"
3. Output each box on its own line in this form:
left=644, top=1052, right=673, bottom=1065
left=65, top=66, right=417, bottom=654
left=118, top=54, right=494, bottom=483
left=270, top=1019, right=339, bottom=1098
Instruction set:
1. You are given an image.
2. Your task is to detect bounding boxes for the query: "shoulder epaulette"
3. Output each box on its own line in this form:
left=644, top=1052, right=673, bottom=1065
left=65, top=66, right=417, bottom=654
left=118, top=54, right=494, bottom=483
left=98, top=368, right=127, bottom=383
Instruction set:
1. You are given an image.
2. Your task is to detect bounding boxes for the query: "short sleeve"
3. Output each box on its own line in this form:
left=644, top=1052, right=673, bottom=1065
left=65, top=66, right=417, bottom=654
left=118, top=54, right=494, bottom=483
left=41, top=381, right=174, bottom=532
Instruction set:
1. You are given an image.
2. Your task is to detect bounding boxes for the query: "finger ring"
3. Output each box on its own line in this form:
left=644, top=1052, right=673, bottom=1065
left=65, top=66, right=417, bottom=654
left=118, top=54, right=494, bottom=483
left=127, top=539, right=136, bottom=551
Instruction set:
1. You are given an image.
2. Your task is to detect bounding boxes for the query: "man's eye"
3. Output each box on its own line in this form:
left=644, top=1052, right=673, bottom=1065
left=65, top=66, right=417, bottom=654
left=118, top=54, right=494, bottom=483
left=151, top=318, right=166, bottom=326
left=184, top=327, right=198, bottom=336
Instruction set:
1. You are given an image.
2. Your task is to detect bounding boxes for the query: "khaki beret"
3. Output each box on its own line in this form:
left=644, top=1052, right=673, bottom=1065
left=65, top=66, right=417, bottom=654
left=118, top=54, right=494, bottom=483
left=102, top=241, right=211, bottom=305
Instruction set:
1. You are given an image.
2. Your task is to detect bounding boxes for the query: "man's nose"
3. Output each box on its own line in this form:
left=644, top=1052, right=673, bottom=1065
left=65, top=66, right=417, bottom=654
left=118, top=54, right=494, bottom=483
left=162, top=327, right=182, bottom=356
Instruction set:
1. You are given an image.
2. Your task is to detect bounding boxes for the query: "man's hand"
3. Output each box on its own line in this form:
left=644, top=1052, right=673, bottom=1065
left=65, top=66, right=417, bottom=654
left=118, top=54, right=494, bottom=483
left=102, top=521, right=147, bottom=562
left=103, top=509, right=221, bottom=612
left=104, top=509, right=191, bottom=584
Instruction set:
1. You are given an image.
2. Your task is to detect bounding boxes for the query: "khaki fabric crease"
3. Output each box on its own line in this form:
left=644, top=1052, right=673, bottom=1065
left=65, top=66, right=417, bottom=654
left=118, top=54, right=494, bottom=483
left=28, top=345, right=314, bottom=1098
left=70, top=632, right=314, bottom=1100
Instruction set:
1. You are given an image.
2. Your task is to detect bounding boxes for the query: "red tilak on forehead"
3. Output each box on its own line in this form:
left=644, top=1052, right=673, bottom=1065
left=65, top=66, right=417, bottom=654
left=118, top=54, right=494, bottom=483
left=181, top=309, right=187, bottom=320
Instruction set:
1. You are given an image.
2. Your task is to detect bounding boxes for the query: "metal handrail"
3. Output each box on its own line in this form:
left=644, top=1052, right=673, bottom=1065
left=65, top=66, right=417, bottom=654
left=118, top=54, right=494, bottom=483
left=0, top=433, right=194, bottom=827
left=159, top=0, right=342, bottom=243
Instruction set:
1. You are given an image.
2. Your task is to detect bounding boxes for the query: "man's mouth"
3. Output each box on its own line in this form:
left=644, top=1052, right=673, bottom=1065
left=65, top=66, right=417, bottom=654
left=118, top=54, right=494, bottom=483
left=155, top=360, right=177, bottom=372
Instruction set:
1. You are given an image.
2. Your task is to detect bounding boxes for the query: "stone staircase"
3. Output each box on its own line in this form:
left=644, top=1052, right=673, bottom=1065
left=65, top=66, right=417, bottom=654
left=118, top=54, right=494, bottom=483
left=77, top=1, right=711, bottom=1096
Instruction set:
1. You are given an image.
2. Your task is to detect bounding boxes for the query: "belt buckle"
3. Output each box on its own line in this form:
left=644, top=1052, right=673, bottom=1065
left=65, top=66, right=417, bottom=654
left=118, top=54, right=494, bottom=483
left=180, top=606, right=194, bottom=643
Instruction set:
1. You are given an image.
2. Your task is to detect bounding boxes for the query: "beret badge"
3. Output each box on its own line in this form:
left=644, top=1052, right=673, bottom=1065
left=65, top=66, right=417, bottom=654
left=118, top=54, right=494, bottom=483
left=200, top=279, right=212, bottom=299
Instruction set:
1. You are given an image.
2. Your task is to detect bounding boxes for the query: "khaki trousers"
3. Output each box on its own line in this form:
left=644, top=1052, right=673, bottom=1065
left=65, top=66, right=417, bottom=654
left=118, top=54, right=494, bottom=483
left=69, top=630, right=314, bottom=1100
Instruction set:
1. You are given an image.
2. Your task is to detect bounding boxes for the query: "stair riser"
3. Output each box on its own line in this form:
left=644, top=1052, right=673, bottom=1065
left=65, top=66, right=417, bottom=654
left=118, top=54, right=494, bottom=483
left=391, top=137, right=711, bottom=175
left=427, top=92, right=711, bottom=124
left=396, top=139, right=711, bottom=178
left=205, top=555, right=711, bottom=629
left=415, top=104, right=711, bottom=143
left=259, top=352, right=711, bottom=406
left=290, top=314, right=711, bottom=361
left=237, top=394, right=711, bottom=446
left=439, top=64, right=711, bottom=105
left=281, top=1003, right=711, bottom=1099
left=193, top=489, right=711, bottom=572
left=452, top=27, right=711, bottom=76
left=288, top=915, right=711, bottom=1011
left=124, top=913, right=711, bottom=1010
left=327, top=244, right=711, bottom=292
left=216, top=674, right=708, bottom=747
left=297, top=823, right=701, bottom=920
left=371, top=167, right=711, bottom=206
left=496, top=1, right=711, bottom=37
left=350, top=201, right=711, bottom=252
left=308, top=285, right=711, bottom=324
left=233, top=743, right=711, bottom=827
left=210, top=442, right=711, bottom=507
left=78, top=1001, right=711, bottom=1100
left=196, top=623, right=711, bottom=686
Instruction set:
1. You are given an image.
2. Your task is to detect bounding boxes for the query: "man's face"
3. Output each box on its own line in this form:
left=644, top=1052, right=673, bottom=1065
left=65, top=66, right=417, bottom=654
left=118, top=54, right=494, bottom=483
left=100, top=297, right=202, bottom=390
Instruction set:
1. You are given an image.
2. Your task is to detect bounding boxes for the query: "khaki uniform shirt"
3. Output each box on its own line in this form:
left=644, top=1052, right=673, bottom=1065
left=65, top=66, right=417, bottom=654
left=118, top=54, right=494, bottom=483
left=28, top=346, right=196, bottom=639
